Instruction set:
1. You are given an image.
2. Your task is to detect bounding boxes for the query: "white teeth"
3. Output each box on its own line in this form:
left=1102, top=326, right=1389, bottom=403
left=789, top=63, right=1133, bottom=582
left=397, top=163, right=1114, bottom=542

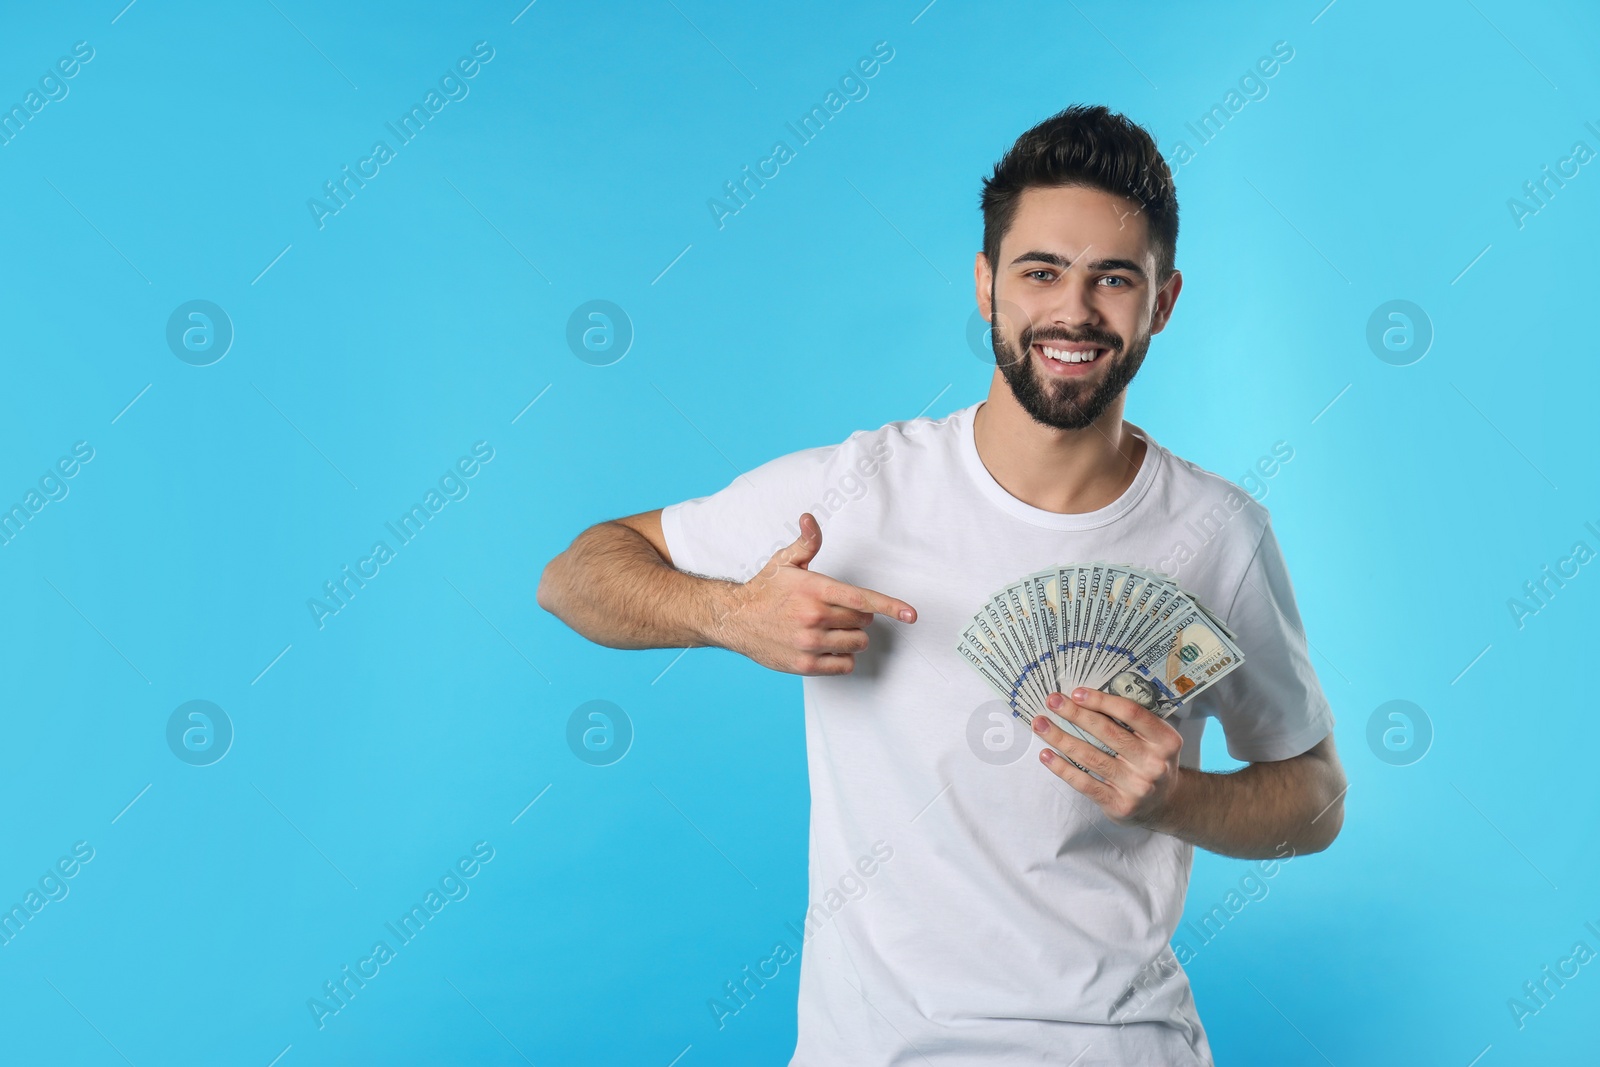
left=1041, top=345, right=1098, bottom=364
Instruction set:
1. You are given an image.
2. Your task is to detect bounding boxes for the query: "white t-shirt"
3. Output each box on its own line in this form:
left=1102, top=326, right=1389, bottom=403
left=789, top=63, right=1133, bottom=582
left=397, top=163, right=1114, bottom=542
left=660, top=400, right=1334, bottom=1066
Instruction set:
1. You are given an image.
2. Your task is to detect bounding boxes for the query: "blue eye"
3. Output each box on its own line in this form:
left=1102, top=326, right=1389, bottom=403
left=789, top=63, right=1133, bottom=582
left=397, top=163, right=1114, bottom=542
left=1099, top=275, right=1129, bottom=287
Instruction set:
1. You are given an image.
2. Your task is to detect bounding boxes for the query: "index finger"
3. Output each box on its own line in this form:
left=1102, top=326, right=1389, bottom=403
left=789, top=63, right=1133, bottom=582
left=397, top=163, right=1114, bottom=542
left=819, top=576, right=917, bottom=623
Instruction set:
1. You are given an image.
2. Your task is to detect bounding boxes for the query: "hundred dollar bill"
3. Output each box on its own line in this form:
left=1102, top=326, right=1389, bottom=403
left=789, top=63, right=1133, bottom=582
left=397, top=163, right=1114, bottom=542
left=1046, top=609, right=1244, bottom=761
left=964, top=609, right=1034, bottom=711
left=1019, top=570, right=1060, bottom=703
left=1112, top=610, right=1245, bottom=718
left=984, top=596, right=1048, bottom=711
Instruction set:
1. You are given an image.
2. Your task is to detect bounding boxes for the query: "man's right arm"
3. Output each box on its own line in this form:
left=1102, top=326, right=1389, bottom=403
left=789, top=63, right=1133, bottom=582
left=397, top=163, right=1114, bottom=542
left=535, top=509, right=917, bottom=676
left=535, top=508, right=730, bottom=651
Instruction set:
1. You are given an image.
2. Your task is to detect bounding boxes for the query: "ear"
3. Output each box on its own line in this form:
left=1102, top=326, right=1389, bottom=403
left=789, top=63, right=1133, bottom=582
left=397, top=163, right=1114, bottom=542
left=1149, top=269, right=1183, bottom=336
left=974, top=251, right=994, bottom=319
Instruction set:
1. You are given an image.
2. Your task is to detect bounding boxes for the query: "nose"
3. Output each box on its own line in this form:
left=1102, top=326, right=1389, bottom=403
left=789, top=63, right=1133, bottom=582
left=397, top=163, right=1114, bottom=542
left=1040, top=270, right=1099, bottom=333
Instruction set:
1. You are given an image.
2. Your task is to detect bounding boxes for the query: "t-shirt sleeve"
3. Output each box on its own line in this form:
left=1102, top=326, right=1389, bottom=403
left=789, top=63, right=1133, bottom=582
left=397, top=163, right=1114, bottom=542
left=658, top=440, right=842, bottom=584
left=1198, top=520, right=1335, bottom=763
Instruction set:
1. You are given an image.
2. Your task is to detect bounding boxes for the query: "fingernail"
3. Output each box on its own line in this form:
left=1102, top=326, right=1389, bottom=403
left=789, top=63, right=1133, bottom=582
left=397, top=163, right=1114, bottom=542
left=899, top=609, right=914, bottom=622
left=1033, top=715, right=1047, bottom=733
left=1072, top=688, right=1088, bottom=702
left=1041, top=750, right=1055, bottom=763
left=1047, top=692, right=1063, bottom=709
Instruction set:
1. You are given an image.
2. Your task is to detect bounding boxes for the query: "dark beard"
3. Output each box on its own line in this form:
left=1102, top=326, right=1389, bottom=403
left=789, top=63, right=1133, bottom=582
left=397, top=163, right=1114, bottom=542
left=988, top=288, right=1151, bottom=431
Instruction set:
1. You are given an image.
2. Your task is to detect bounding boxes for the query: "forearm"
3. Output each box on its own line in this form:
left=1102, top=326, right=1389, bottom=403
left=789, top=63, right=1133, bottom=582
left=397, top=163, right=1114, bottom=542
left=537, top=521, right=739, bottom=650
left=1151, top=753, right=1345, bottom=860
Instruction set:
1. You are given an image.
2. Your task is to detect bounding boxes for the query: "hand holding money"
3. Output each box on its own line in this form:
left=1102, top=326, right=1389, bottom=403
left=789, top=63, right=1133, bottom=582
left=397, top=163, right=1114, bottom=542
left=1034, top=685, right=1185, bottom=829
left=715, top=512, right=918, bottom=676
left=957, top=560, right=1244, bottom=755
left=955, top=561, right=1241, bottom=827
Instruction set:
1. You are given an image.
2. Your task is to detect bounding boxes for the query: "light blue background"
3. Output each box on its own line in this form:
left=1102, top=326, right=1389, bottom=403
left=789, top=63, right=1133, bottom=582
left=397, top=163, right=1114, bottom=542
left=1, top=0, right=1595, bottom=1063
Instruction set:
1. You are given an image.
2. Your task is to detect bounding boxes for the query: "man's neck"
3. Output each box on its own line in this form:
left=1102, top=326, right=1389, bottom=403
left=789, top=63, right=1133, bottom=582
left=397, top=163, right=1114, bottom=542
left=971, top=383, right=1147, bottom=515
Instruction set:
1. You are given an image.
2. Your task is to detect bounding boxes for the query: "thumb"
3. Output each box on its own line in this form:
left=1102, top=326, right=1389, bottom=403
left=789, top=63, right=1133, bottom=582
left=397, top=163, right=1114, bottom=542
left=771, top=512, right=823, bottom=570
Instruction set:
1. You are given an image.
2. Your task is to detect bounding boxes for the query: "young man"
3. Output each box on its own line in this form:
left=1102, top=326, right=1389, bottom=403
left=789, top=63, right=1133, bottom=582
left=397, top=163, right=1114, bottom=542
left=538, top=105, right=1345, bottom=1066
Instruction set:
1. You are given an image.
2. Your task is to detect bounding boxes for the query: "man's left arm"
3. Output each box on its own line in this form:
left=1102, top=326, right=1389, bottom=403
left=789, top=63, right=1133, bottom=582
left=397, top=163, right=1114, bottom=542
left=1032, top=686, right=1347, bottom=860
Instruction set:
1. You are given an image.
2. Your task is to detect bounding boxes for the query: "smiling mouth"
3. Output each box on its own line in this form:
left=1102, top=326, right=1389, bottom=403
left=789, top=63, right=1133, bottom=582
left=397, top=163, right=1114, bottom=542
left=1034, top=343, right=1106, bottom=365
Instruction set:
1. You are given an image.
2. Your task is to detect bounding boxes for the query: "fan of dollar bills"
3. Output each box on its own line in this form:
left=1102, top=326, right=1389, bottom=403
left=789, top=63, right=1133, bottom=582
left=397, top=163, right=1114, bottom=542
left=957, top=563, right=1245, bottom=757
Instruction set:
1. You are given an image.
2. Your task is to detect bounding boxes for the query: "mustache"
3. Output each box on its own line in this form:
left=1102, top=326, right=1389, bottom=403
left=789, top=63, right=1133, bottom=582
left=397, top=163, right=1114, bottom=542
left=1022, top=325, right=1123, bottom=353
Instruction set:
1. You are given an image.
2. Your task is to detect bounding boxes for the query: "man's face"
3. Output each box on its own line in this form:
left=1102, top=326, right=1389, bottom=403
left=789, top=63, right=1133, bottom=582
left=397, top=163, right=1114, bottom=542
left=1107, top=671, right=1157, bottom=710
left=976, top=184, right=1180, bottom=431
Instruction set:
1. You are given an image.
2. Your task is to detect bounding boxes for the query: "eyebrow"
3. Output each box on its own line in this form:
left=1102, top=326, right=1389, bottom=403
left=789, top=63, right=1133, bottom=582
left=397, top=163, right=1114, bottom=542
left=1009, top=250, right=1147, bottom=278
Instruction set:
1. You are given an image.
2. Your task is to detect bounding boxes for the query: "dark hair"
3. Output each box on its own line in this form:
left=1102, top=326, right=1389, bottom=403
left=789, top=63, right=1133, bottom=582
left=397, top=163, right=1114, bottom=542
left=980, top=105, right=1178, bottom=281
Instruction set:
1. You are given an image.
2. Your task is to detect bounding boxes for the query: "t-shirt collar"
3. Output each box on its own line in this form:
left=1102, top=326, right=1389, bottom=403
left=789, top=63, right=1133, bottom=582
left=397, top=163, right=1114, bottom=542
left=955, top=400, right=1163, bottom=531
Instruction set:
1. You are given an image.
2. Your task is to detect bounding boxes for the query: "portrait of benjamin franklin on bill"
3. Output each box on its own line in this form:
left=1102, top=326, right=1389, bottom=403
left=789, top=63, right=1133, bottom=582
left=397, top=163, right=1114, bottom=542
left=1104, top=669, right=1183, bottom=720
